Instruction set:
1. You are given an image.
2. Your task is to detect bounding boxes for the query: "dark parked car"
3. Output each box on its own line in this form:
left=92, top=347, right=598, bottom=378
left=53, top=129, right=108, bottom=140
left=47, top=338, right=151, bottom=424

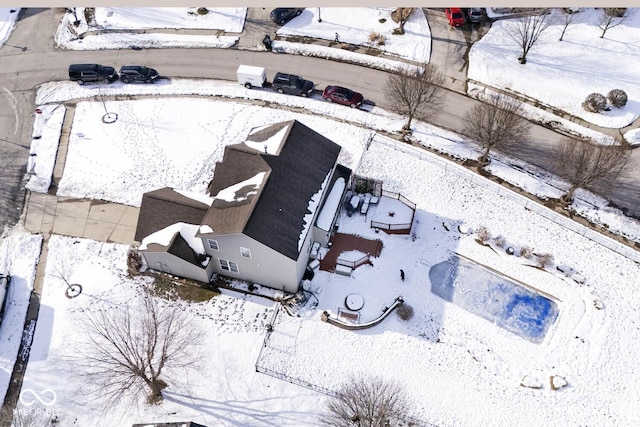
left=272, top=72, right=314, bottom=97
left=467, top=8, right=483, bottom=23
left=68, top=63, right=118, bottom=85
left=270, top=8, right=304, bottom=25
left=322, top=86, right=364, bottom=108
left=445, top=8, right=466, bottom=27
left=119, top=65, right=160, bottom=84
left=0, top=274, right=11, bottom=323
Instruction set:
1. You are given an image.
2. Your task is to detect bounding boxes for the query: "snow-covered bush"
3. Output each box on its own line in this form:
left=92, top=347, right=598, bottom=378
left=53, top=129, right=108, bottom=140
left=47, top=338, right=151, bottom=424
left=582, top=93, right=608, bottom=113
left=493, top=235, right=507, bottom=248
left=519, top=246, right=533, bottom=259
left=396, top=303, right=414, bottom=321
left=607, top=89, right=628, bottom=108
left=550, top=375, right=568, bottom=390
left=368, top=31, right=386, bottom=46
left=536, top=253, right=555, bottom=268
left=475, top=226, right=491, bottom=244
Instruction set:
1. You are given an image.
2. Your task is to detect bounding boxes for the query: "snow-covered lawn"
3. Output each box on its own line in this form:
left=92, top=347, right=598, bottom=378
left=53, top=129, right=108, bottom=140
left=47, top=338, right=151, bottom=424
left=52, top=97, right=370, bottom=207
left=92, top=7, right=247, bottom=32
left=275, top=7, right=432, bottom=64
left=55, top=7, right=243, bottom=49
left=469, top=8, right=640, bottom=129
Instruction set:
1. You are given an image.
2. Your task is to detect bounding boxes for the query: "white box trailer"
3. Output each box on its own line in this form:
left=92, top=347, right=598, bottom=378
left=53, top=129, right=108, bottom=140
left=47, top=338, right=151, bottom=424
left=237, top=65, right=267, bottom=89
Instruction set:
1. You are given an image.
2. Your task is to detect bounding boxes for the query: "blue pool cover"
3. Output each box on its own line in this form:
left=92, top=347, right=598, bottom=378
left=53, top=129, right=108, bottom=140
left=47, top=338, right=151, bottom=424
left=429, top=255, right=559, bottom=343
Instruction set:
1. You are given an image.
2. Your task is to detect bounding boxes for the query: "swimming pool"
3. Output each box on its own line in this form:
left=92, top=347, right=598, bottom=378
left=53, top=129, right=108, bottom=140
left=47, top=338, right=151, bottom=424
left=429, top=255, right=559, bottom=343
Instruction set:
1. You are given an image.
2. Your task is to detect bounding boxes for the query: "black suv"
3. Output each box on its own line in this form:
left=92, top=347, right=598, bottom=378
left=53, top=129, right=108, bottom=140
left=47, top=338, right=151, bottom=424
left=0, top=274, right=11, bottom=323
left=119, top=65, right=160, bottom=84
left=272, top=72, right=314, bottom=97
left=68, top=63, right=118, bottom=85
left=270, top=8, right=304, bottom=25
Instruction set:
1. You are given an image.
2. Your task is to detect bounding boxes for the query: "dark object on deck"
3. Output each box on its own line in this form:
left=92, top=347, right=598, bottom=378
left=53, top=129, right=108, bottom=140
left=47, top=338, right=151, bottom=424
left=262, top=35, right=272, bottom=50
left=400, top=269, right=405, bottom=281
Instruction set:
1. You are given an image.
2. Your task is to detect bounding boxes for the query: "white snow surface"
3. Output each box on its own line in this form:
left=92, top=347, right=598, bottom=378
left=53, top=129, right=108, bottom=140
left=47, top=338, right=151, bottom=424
left=93, top=7, right=247, bottom=32
left=214, top=172, right=265, bottom=203
left=300, top=170, right=332, bottom=251
left=0, top=8, right=19, bottom=45
left=246, top=122, right=289, bottom=155
left=316, top=177, right=346, bottom=231
left=139, top=222, right=204, bottom=254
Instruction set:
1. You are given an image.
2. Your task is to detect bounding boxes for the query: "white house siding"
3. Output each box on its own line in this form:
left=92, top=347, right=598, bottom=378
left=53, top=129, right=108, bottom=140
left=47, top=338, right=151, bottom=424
left=142, top=251, right=214, bottom=283
left=312, top=225, right=332, bottom=247
left=203, top=233, right=300, bottom=293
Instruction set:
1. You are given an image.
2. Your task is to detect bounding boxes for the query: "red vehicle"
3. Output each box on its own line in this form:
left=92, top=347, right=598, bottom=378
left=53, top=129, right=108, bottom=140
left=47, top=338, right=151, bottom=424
left=445, top=8, right=466, bottom=27
left=322, top=85, right=364, bottom=108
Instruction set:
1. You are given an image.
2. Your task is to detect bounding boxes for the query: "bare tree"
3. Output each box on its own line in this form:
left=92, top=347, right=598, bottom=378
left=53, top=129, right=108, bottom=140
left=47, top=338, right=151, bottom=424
left=68, top=295, right=204, bottom=408
left=384, top=63, right=445, bottom=132
left=506, top=9, right=551, bottom=64
left=463, top=94, right=531, bottom=167
left=390, top=7, right=414, bottom=34
left=552, top=138, right=631, bottom=204
left=319, top=376, right=409, bottom=427
left=598, top=8, right=627, bottom=38
left=558, top=9, right=577, bottom=41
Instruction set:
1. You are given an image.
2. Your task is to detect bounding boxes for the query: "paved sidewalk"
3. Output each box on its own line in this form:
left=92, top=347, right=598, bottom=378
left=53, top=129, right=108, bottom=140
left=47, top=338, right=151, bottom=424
left=22, top=192, right=138, bottom=245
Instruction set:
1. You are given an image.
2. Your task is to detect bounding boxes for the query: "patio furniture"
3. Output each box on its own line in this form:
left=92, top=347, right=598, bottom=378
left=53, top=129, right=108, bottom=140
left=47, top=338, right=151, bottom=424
left=360, top=194, right=371, bottom=214
left=346, top=194, right=360, bottom=217
left=335, top=264, right=352, bottom=277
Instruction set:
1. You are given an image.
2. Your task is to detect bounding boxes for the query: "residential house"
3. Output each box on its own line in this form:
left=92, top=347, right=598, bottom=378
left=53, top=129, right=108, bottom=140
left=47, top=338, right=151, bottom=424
left=134, top=120, right=351, bottom=293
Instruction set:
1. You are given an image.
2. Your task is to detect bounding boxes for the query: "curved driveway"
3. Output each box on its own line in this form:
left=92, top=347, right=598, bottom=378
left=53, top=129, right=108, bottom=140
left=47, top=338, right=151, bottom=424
left=1, top=7, right=639, bottom=233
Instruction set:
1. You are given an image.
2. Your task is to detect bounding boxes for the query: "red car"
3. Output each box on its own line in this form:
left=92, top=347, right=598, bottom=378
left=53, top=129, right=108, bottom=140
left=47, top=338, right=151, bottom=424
left=322, top=85, right=364, bottom=108
left=445, top=8, right=466, bottom=27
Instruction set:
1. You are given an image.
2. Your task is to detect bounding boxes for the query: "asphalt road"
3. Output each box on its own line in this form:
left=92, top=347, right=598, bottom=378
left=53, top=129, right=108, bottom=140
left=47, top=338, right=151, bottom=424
left=0, top=8, right=639, bottom=235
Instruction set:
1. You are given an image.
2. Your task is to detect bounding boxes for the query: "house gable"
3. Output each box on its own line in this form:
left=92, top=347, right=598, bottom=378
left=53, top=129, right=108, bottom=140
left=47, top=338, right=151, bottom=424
left=134, top=187, right=210, bottom=243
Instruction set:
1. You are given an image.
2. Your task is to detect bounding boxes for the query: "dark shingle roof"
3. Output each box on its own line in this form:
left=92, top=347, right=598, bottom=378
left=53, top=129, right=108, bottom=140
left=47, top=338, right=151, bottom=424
left=134, top=187, right=209, bottom=242
left=167, top=232, right=203, bottom=266
left=200, top=120, right=342, bottom=260
left=200, top=148, right=270, bottom=235
left=243, top=120, right=341, bottom=260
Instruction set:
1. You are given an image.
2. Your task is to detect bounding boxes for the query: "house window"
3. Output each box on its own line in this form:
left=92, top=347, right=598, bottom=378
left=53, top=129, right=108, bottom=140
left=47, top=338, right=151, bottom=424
left=240, top=247, right=251, bottom=259
left=219, top=259, right=239, bottom=273
left=207, top=239, right=219, bottom=251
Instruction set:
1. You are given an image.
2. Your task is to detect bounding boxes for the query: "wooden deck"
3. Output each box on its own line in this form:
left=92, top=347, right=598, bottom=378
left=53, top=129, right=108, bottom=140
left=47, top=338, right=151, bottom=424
left=319, top=232, right=383, bottom=272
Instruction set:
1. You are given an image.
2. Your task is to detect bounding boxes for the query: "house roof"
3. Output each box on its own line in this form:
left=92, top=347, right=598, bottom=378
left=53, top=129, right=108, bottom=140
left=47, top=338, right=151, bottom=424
left=134, top=187, right=210, bottom=243
left=201, top=120, right=343, bottom=260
